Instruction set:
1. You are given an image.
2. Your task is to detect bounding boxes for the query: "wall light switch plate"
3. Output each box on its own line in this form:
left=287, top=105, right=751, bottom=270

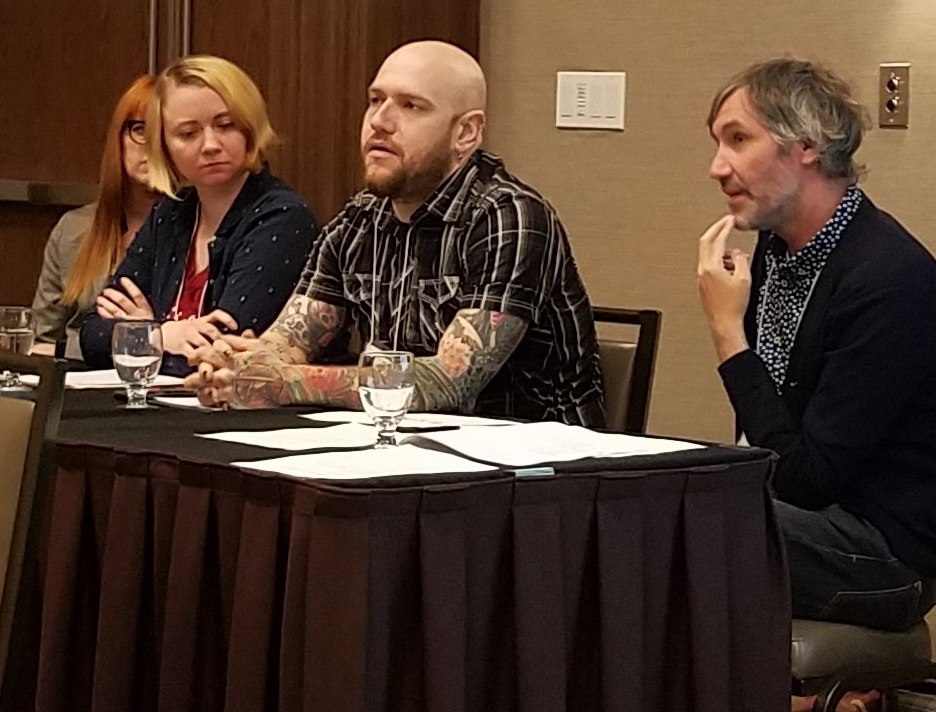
left=879, top=62, right=910, bottom=128
left=555, top=71, right=626, bottom=130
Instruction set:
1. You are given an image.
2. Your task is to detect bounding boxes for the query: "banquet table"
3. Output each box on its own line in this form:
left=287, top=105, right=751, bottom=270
left=15, top=390, right=790, bottom=712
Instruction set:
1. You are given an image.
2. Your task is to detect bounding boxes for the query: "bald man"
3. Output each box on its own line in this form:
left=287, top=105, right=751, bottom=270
left=185, top=41, right=604, bottom=426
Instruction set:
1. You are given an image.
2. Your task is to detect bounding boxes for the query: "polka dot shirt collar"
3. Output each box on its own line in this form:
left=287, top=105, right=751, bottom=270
left=765, top=185, right=863, bottom=276
left=756, top=185, right=864, bottom=390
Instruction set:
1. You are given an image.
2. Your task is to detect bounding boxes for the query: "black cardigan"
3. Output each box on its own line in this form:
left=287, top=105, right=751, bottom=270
left=80, top=170, right=319, bottom=375
left=719, top=197, right=936, bottom=575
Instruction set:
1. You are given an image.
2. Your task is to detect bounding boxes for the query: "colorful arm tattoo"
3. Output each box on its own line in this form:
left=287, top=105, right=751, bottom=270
left=227, top=306, right=526, bottom=413
left=226, top=295, right=359, bottom=409
left=230, top=352, right=361, bottom=409
left=264, top=295, right=345, bottom=362
left=411, top=308, right=527, bottom=412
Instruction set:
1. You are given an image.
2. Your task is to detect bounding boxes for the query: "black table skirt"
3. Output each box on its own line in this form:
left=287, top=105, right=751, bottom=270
left=23, top=391, right=791, bottom=711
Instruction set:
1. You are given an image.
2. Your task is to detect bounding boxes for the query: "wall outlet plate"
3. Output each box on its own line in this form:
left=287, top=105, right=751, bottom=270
left=879, top=62, right=910, bottom=129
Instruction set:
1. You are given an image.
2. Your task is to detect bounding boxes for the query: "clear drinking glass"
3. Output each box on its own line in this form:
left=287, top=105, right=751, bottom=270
left=112, top=321, right=164, bottom=409
left=0, top=306, right=35, bottom=390
left=358, top=350, right=415, bottom=448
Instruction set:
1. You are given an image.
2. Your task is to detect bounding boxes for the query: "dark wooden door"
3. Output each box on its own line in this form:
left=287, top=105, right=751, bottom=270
left=0, top=0, right=480, bottom=305
left=0, top=0, right=152, bottom=304
left=190, top=0, right=480, bottom=220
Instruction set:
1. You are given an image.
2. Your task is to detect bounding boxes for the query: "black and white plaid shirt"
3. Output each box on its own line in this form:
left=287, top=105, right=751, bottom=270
left=755, top=185, right=863, bottom=390
left=297, top=150, right=605, bottom=426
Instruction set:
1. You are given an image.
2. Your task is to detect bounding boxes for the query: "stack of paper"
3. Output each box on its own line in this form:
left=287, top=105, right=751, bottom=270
left=216, top=419, right=704, bottom=481
left=402, top=421, right=704, bottom=467
left=197, top=423, right=376, bottom=451
left=300, top=410, right=513, bottom=428
left=233, top=444, right=497, bottom=480
left=152, top=396, right=219, bottom=411
left=21, top=369, right=184, bottom=389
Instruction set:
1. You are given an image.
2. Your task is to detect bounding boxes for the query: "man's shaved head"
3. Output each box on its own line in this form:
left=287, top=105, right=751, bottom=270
left=361, top=40, right=488, bottom=220
left=377, top=40, right=487, bottom=115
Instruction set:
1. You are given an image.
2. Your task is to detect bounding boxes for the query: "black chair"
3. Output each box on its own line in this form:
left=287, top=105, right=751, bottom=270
left=791, top=608, right=936, bottom=711
left=591, top=307, right=661, bottom=434
left=0, top=353, right=66, bottom=698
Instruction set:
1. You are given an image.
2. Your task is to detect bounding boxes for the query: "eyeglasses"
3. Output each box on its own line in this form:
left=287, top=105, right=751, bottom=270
left=123, top=119, right=147, bottom=145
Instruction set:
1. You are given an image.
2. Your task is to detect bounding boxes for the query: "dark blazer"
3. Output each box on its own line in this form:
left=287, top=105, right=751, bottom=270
left=718, top=196, right=936, bottom=575
left=80, top=170, right=319, bottom=375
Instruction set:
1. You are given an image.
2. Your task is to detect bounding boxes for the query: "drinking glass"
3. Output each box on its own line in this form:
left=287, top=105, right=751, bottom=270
left=358, top=350, right=415, bottom=448
left=0, top=306, right=35, bottom=390
left=112, top=321, right=163, bottom=409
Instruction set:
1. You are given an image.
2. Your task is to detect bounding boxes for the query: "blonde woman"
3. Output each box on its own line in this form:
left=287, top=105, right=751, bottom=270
left=80, top=55, right=319, bottom=374
left=31, top=75, right=158, bottom=360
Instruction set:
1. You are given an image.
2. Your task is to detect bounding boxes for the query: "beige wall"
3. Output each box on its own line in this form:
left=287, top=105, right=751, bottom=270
left=479, top=0, right=936, bottom=442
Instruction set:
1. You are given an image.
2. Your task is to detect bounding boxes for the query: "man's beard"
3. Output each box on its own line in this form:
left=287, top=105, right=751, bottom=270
left=365, top=149, right=452, bottom=202
left=734, top=195, right=796, bottom=234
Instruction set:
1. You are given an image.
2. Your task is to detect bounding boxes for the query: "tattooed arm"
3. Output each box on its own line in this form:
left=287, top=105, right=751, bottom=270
left=188, top=303, right=527, bottom=412
left=410, top=308, right=527, bottom=412
left=185, top=294, right=358, bottom=408
left=231, top=306, right=526, bottom=411
left=261, top=294, right=347, bottom=362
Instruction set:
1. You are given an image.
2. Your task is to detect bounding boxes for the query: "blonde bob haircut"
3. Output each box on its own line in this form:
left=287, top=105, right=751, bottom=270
left=146, top=55, right=278, bottom=198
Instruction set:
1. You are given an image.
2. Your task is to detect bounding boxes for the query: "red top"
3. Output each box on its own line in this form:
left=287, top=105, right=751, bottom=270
left=172, top=244, right=209, bottom=321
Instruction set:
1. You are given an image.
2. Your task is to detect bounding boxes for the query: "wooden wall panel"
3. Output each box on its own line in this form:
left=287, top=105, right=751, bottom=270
left=0, top=0, right=150, bottom=183
left=365, top=0, right=480, bottom=56
left=190, top=0, right=480, bottom=221
left=0, top=0, right=150, bottom=309
left=294, top=0, right=371, bottom=221
left=0, top=0, right=478, bottom=313
left=0, top=204, right=68, bottom=306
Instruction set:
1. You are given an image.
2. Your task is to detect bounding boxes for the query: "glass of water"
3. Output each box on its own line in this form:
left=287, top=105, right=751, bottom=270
left=112, top=321, right=163, bottom=409
left=0, top=306, right=35, bottom=390
left=358, top=350, right=415, bottom=448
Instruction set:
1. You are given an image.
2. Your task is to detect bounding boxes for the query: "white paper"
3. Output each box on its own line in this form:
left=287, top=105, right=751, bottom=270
left=300, top=410, right=514, bottom=428
left=234, top=443, right=497, bottom=480
left=196, top=423, right=377, bottom=451
left=151, top=396, right=218, bottom=412
left=405, top=421, right=704, bottom=467
left=21, top=369, right=185, bottom=390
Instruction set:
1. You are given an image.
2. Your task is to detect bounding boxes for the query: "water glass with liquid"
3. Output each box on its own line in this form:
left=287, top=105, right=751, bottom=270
left=358, top=350, right=415, bottom=448
left=112, top=321, right=164, bottom=408
left=0, top=306, right=35, bottom=390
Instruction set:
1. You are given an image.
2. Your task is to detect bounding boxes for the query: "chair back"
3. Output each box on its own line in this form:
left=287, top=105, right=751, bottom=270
left=0, top=397, right=34, bottom=607
left=0, top=353, right=65, bottom=688
left=592, top=307, right=661, bottom=433
left=598, top=340, right=637, bottom=433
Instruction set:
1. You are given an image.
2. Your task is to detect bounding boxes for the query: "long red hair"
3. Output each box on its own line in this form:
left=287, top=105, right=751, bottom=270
left=62, top=75, right=156, bottom=306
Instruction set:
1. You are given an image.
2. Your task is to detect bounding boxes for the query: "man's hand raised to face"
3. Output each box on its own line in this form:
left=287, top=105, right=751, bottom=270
left=697, top=214, right=752, bottom=363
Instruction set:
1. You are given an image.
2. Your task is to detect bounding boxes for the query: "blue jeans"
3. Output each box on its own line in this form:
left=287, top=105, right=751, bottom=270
left=774, top=500, right=936, bottom=632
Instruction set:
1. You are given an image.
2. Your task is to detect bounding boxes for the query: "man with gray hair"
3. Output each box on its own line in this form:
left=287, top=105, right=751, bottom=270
left=697, top=57, right=936, bottom=645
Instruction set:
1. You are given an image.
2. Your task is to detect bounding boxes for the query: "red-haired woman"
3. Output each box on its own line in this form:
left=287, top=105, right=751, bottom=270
left=30, top=74, right=158, bottom=359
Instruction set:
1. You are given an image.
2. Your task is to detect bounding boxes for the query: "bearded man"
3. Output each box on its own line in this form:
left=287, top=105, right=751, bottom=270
left=186, top=40, right=604, bottom=426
